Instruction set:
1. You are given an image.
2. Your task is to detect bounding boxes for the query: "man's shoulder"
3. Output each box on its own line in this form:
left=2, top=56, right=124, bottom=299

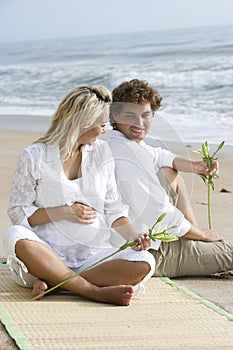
left=106, top=129, right=127, bottom=141
left=143, top=136, right=164, bottom=149
left=141, top=140, right=161, bottom=156
left=143, top=139, right=172, bottom=156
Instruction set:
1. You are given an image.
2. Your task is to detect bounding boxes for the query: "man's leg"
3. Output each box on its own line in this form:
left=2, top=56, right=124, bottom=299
left=149, top=238, right=233, bottom=277
left=159, top=167, right=198, bottom=226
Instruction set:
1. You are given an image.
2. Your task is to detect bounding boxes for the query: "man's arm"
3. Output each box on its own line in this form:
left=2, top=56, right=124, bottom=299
left=183, top=224, right=223, bottom=242
left=173, top=157, right=219, bottom=175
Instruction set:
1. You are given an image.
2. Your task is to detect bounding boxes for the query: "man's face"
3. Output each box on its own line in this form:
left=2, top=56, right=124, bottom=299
left=113, top=103, right=153, bottom=143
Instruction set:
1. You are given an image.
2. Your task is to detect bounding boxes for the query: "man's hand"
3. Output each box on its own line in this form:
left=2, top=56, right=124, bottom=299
left=200, top=228, right=224, bottom=242
left=184, top=224, right=224, bottom=242
left=173, top=157, right=219, bottom=176
left=193, top=160, right=219, bottom=176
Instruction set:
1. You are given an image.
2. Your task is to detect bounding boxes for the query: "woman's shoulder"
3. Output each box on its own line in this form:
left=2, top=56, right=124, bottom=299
left=85, top=139, right=111, bottom=153
left=84, top=139, right=114, bottom=166
left=92, top=139, right=105, bottom=147
left=95, top=139, right=113, bottom=156
left=19, top=142, right=46, bottom=160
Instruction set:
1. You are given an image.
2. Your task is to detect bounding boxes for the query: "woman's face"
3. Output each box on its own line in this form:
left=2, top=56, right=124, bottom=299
left=77, top=109, right=109, bottom=146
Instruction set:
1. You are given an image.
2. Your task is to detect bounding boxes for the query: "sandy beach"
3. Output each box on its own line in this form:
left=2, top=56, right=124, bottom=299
left=0, top=123, right=233, bottom=348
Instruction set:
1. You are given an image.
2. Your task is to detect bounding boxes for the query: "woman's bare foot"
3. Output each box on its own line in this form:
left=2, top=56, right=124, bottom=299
left=32, top=279, right=48, bottom=300
left=94, top=285, right=134, bottom=306
left=32, top=279, right=133, bottom=306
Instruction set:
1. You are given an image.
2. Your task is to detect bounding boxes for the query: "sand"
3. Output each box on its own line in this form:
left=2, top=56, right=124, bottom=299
left=0, top=126, right=232, bottom=348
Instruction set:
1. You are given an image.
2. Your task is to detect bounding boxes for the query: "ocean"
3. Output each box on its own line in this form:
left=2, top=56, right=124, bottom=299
left=0, top=25, right=233, bottom=146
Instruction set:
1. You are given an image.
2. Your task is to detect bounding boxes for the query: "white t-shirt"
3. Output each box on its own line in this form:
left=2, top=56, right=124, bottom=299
left=107, top=130, right=191, bottom=249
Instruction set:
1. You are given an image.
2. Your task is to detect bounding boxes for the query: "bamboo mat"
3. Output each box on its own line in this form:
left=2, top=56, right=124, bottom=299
left=0, top=264, right=233, bottom=350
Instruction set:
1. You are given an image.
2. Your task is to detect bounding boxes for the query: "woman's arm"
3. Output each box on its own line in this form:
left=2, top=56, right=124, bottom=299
left=111, top=217, right=151, bottom=250
left=8, top=146, right=96, bottom=227
left=28, top=203, right=97, bottom=227
left=8, top=147, right=39, bottom=225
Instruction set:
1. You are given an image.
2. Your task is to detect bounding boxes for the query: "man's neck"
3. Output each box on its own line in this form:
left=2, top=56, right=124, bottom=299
left=113, top=129, right=143, bottom=144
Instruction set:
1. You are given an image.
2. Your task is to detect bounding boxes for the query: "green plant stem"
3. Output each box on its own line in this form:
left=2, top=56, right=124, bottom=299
left=30, top=213, right=177, bottom=301
left=196, top=140, right=224, bottom=229
left=30, top=245, right=126, bottom=301
left=208, top=183, right=211, bottom=229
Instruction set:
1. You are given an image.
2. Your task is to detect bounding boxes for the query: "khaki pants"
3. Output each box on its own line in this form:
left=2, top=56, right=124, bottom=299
left=149, top=238, right=233, bottom=277
left=153, top=170, right=233, bottom=277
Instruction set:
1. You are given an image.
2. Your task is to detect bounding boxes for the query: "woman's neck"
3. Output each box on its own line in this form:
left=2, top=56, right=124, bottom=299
left=62, top=150, right=82, bottom=180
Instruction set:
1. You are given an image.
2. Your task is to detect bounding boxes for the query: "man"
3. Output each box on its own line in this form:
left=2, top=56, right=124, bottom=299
left=107, top=79, right=233, bottom=277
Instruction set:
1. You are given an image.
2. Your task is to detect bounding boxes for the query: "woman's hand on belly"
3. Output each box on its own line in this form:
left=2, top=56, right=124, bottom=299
left=65, top=202, right=97, bottom=224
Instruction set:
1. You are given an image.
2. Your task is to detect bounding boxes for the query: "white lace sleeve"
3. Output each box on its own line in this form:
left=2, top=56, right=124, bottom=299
left=104, top=158, right=129, bottom=227
left=7, top=147, right=39, bottom=225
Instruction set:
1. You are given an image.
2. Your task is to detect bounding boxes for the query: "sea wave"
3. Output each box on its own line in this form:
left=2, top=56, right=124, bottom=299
left=0, top=25, right=232, bottom=145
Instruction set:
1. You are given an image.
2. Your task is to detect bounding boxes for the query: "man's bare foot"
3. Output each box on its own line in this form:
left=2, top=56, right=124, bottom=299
left=94, top=285, right=134, bottom=306
left=32, top=279, right=48, bottom=300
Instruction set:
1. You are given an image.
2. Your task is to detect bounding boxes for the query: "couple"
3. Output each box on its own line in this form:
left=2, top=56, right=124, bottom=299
left=3, top=80, right=232, bottom=306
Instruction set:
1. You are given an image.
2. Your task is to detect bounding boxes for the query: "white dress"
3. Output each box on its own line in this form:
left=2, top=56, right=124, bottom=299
left=3, top=139, right=155, bottom=289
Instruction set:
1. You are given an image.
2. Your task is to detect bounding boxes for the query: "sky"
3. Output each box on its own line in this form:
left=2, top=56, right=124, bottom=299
left=1, top=0, right=233, bottom=43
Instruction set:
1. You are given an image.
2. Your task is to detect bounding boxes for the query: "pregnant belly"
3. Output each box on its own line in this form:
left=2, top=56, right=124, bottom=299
left=51, top=212, right=110, bottom=247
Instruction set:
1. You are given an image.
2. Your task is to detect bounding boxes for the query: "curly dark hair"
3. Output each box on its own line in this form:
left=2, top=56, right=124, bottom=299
left=110, top=79, right=162, bottom=127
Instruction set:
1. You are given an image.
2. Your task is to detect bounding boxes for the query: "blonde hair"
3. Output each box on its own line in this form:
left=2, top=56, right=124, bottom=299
left=38, top=85, right=111, bottom=160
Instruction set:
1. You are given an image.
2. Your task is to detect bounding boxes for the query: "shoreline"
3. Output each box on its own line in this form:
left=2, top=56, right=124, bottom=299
left=0, top=114, right=51, bottom=132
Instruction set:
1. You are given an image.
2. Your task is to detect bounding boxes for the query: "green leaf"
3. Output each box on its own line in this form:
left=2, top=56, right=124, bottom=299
left=195, top=150, right=204, bottom=156
left=167, top=225, right=178, bottom=230
left=160, top=236, right=179, bottom=242
left=150, top=213, right=167, bottom=231
left=151, top=232, right=168, bottom=240
left=202, top=156, right=209, bottom=163
left=217, top=141, right=225, bottom=151
left=156, top=213, right=167, bottom=223
left=202, top=143, right=208, bottom=157
left=212, top=140, right=225, bottom=158
left=199, top=173, right=207, bottom=179
left=199, top=173, right=208, bottom=186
